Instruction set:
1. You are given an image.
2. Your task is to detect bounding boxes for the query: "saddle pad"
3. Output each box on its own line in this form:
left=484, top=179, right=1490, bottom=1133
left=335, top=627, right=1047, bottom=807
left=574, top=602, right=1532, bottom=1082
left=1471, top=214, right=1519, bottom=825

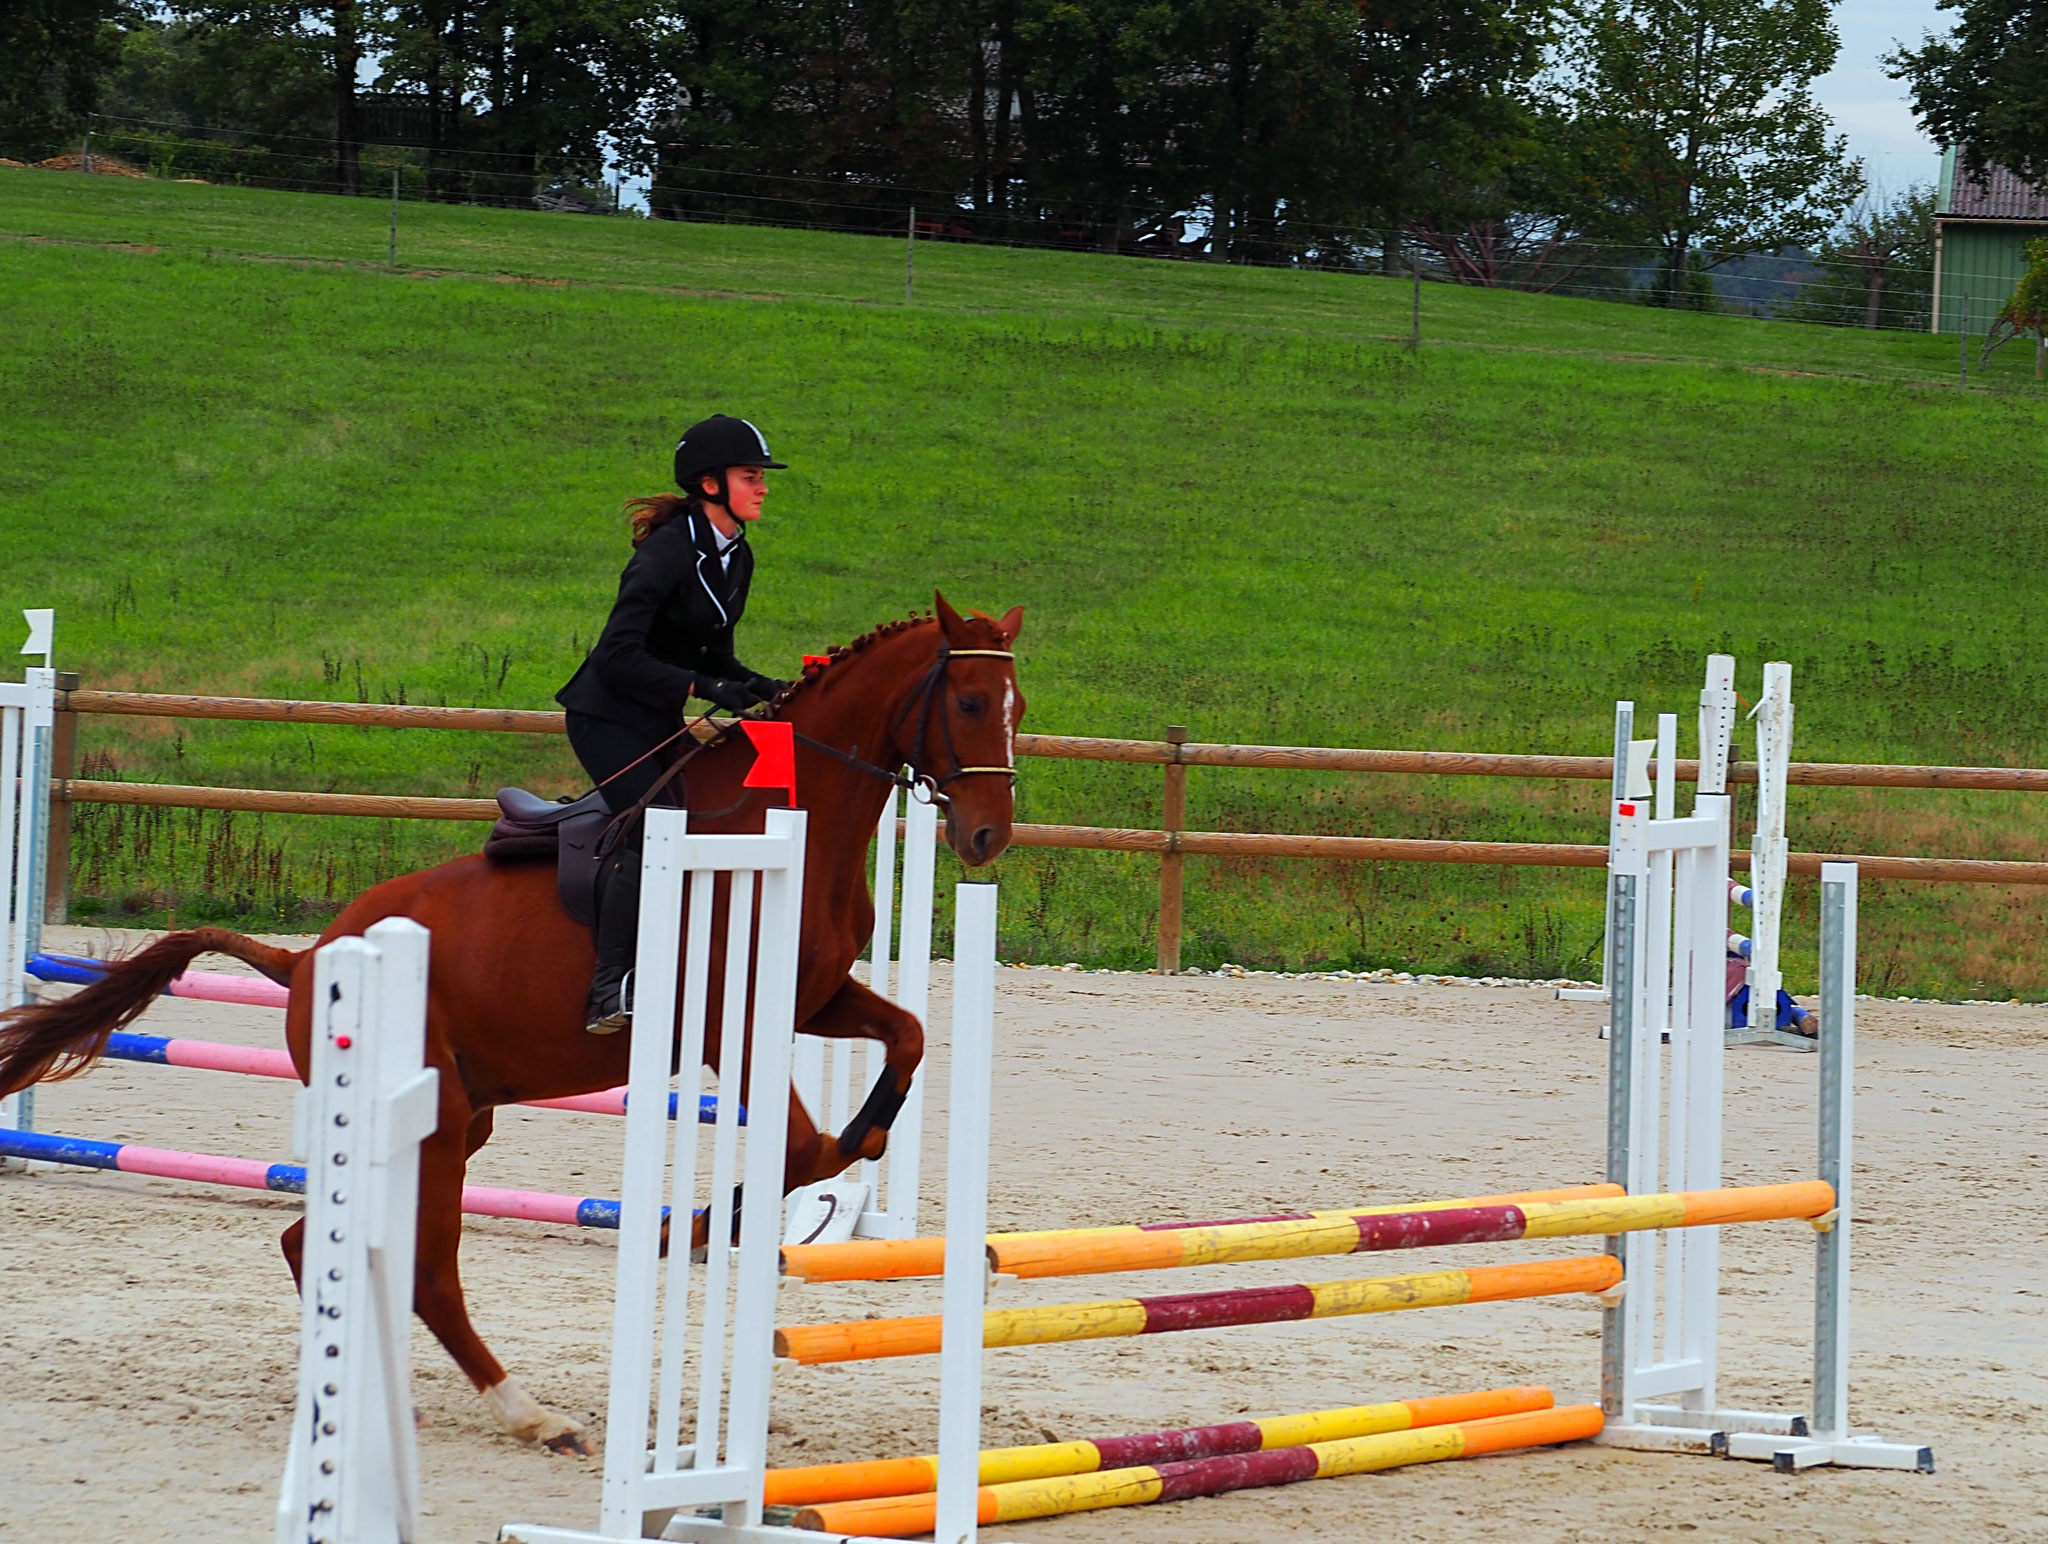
left=482, top=827, right=556, bottom=862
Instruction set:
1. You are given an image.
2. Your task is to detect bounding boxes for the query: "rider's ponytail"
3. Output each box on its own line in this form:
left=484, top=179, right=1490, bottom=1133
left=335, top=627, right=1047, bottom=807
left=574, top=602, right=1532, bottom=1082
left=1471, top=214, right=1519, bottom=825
left=623, top=493, right=698, bottom=547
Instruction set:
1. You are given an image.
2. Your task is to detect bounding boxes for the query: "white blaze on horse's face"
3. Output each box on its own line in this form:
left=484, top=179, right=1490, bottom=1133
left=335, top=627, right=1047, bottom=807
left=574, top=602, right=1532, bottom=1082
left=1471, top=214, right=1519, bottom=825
left=1002, top=681, right=1016, bottom=747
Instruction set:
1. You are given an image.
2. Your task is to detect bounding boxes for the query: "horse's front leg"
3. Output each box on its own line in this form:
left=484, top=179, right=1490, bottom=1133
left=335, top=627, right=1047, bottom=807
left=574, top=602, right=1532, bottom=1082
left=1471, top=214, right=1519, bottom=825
left=786, top=974, right=925, bottom=1185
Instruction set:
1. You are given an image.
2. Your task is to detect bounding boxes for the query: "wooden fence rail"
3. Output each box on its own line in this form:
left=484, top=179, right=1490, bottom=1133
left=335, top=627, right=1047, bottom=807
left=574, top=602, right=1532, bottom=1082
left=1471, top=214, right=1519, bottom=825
left=62, top=688, right=2048, bottom=790
left=52, top=687, right=2048, bottom=969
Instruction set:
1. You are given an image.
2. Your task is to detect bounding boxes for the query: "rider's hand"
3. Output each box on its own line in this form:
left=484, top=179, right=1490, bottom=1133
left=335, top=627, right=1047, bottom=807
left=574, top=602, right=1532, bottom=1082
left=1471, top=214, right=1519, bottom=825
left=745, top=675, right=791, bottom=705
left=694, top=675, right=756, bottom=713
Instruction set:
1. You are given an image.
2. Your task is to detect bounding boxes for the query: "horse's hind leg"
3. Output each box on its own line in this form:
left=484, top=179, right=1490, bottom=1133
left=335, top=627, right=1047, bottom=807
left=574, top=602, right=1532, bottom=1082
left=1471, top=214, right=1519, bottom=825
left=281, top=1217, right=306, bottom=1288
left=413, top=1103, right=591, bottom=1456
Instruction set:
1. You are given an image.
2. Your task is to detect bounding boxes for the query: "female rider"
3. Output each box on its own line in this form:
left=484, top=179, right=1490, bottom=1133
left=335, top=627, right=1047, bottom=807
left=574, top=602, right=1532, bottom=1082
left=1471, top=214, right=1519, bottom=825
left=556, top=414, right=791, bottom=1032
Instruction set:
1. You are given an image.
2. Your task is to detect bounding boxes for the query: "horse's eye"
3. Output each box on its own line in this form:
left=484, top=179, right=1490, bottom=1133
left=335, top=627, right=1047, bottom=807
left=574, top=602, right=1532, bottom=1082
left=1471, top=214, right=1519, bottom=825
left=958, top=694, right=984, bottom=717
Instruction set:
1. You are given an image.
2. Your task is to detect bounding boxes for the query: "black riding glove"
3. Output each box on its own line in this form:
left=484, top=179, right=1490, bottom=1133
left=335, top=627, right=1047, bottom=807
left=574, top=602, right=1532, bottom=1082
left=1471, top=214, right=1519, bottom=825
left=745, top=675, right=792, bottom=705
left=694, top=675, right=756, bottom=713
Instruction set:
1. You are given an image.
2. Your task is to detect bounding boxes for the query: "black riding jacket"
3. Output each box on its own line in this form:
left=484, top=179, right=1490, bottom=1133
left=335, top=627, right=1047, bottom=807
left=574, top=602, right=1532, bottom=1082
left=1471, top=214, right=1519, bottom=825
left=556, top=508, right=767, bottom=740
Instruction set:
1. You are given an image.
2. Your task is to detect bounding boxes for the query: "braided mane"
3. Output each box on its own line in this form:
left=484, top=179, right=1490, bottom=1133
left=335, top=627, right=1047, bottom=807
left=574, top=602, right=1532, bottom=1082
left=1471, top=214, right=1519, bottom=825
left=766, top=611, right=935, bottom=712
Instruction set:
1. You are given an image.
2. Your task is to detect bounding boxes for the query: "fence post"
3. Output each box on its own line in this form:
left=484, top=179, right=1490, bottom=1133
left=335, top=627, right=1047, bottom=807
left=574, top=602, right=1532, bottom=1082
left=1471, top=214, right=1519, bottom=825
left=45, top=672, right=78, bottom=925
left=1156, top=725, right=1189, bottom=974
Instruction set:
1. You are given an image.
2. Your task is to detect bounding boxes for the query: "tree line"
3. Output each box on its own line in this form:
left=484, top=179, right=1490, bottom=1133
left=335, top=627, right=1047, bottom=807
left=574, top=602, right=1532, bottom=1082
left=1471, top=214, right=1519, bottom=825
left=5, top=0, right=2040, bottom=319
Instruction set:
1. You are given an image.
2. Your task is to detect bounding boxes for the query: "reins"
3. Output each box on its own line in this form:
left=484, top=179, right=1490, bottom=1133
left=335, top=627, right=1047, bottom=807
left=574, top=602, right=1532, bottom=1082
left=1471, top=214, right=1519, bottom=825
left=595, top=642, right=1017, bottom=846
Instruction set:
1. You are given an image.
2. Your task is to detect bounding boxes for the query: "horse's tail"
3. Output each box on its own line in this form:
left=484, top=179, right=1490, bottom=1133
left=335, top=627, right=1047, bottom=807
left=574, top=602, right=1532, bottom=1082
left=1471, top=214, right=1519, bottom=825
left=0, top=928, right=305, bottom=1097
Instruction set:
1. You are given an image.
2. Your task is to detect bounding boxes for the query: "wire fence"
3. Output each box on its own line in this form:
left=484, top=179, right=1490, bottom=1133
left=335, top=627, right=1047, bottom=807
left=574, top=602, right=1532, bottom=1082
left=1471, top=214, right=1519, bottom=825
left=14, top=111, right=2047, bottom=383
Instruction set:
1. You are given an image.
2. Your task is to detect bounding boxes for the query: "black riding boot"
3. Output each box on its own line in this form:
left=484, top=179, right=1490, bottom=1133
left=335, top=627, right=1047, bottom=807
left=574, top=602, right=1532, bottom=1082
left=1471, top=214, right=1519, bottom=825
left=585, top=846, right=643, bottom=1034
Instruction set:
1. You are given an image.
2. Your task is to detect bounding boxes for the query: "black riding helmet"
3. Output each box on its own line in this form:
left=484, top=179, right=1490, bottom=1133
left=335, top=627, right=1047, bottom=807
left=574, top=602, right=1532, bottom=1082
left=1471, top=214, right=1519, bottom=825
left=674, top=414, right=787, bottom=506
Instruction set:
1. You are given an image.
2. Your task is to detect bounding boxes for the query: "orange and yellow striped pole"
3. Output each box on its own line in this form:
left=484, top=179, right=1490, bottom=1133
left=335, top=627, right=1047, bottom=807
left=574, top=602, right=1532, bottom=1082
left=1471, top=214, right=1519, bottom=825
left=775, top=1254, right=1622, bottom=1365
left=780, top=1181, right=1626, bottom=1284
left=794, top=1404, right=1606, bottom=1536
left=763, top=1385, right=1552, bottom=1507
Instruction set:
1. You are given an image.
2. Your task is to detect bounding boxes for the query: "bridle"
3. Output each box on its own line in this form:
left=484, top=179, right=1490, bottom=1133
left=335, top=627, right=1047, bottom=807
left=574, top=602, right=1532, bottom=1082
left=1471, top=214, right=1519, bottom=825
left=798, top=644, right=1017, bottom=806
left=594, top=643, right=1016, bottom=842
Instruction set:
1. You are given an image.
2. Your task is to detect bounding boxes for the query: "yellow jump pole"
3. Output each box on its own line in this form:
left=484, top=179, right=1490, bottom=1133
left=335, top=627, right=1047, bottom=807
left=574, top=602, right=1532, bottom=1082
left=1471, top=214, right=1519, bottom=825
left=795, top=1404, right=1606, bottom=1536
left=780, top=1181, right=1627, bottom=1284
left=775, top=1255, right=1622, bottom=1365
left=763, top=1385, right=1553, bottom=1507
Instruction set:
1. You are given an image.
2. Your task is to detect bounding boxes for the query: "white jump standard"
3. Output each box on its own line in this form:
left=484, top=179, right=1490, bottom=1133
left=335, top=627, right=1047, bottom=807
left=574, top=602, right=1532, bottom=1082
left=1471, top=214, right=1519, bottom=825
left=1596, top=775, right=1931, bottom=1471
left=501, top=807, right=1003, bottom=1544
left=275, top=918, right=441, bottom=1544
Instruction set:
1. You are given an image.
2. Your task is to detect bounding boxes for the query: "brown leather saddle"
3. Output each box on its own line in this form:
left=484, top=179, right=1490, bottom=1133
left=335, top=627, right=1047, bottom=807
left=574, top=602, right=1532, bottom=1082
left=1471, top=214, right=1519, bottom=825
left=483, top=787, right=613, bottom=927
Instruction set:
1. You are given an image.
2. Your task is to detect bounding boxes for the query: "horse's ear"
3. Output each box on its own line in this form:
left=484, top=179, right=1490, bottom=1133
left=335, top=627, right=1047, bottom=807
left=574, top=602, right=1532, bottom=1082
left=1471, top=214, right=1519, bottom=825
left=934, top=590, right=967, bottom=641
left=995, top=605, right=1023, bottom=644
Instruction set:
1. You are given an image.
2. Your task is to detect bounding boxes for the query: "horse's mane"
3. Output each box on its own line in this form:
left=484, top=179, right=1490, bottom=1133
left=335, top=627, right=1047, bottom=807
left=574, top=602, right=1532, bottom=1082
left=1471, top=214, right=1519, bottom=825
left=764, top=611, right=935, bottom=713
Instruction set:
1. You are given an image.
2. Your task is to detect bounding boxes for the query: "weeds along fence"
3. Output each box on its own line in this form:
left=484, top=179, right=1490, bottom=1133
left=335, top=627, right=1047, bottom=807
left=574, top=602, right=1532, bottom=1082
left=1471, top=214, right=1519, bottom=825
left=41, top=685, right=2048, bottom=972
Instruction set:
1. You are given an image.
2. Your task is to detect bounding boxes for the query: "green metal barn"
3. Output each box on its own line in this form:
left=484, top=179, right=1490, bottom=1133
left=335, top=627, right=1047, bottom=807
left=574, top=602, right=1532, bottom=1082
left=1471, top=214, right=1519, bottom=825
left=1933, top=149, right=2048, bottom=334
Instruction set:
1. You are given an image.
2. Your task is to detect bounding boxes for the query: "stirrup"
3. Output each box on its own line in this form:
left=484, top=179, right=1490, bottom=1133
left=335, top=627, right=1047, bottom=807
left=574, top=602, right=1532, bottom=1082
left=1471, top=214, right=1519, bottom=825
left=584, top=969, right=635, bottom=1035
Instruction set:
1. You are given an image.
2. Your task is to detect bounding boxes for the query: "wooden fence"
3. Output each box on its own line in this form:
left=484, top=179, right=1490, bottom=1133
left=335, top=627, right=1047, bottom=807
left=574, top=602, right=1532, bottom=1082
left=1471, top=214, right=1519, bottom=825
left=50, top=686, right=2048, bottom=971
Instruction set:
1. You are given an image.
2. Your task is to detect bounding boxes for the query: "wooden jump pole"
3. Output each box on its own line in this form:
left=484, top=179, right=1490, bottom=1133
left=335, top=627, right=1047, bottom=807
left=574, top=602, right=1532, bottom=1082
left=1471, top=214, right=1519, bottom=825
left=773, top=1254, right=1623, bottom=1364
left=781, top=1181, right=1627, bottom=1284
left=795, top=1405, right=1607, bottom=1537
left=764, top=1386, right=1552, bottom=1508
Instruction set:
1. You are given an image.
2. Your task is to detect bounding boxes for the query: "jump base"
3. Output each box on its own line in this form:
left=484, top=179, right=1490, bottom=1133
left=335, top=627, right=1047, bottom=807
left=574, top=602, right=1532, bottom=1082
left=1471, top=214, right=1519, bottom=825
left=499, top=1521, right=940, bottom=1544
left=1720, top=1431, right=1935, bottom=1473
left=1724, top=1025, right=1818, bottom=1053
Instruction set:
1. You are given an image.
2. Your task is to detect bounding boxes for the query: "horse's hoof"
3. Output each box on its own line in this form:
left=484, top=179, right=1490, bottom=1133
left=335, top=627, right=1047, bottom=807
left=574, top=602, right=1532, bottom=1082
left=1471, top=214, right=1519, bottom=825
left=543, top=1421, right=594, bottom=1459
left=484, top=1376, right=590, bottom=1457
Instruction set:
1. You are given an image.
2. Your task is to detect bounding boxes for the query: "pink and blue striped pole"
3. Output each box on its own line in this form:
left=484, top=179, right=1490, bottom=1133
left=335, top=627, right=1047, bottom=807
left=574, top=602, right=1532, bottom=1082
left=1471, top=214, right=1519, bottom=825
left=0, top=1125, right=635, bottom=1229
left=31, top=956, right=734, bottom=1123
left=31, top=950, right=293, bottom=1008
left=98, top=1030, right=724, bottom=1122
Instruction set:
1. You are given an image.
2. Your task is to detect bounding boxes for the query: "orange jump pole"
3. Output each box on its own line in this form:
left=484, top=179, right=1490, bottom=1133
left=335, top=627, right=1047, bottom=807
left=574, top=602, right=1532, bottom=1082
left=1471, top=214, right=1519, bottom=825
left=763, top=1385, right=1552, bottom=1507
left=795, top=1404, right=1606, bottom=1537
left=775, top=1254, right=1622, bottom=1365
left=988, top=1180, right=1835, bottom=1280
left=780, top=1181, right=1626, bottom=1284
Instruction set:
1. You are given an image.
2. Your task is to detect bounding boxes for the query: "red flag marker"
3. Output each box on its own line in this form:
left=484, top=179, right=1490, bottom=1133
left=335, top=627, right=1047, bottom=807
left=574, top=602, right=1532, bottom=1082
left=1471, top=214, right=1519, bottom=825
left=803, top=654, right=831, bottom=667
left=742, top=720, right=797, bottom=803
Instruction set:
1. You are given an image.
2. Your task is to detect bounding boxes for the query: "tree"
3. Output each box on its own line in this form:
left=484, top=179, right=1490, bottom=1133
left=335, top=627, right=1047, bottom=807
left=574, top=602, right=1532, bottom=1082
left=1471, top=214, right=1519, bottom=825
left=1888, top=0, right=2048, bottom=184
left=1403, top=102, right=1611, bottom=290
left=1983, top=236, right=2048, bottom=375
left=1561, top=0, right=1863, bottom=308
left=1345, top=0, right=1555, bottom=266
left=379, top=0, right=661, bottom=203
left=1785, top=184, right=1936, bottom=329
left=0, top=0, right=133, bottom=157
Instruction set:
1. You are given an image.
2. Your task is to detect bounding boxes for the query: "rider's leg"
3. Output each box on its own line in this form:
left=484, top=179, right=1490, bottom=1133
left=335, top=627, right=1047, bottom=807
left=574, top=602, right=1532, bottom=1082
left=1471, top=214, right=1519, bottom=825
left=585, top=833, right=642, bottom=1033
left=565, top=711, right=671, bottom=1036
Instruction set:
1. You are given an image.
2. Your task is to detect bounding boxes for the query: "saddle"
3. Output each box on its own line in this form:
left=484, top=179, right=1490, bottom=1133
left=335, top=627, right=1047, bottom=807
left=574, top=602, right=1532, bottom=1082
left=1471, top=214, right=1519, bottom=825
left=484, top=787, right=613, bottom=927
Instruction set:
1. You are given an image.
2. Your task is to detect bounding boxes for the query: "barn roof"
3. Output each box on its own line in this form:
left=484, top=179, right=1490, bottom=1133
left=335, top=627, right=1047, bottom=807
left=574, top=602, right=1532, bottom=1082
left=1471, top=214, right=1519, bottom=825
left=1940, top=151, right=2048, bottom=221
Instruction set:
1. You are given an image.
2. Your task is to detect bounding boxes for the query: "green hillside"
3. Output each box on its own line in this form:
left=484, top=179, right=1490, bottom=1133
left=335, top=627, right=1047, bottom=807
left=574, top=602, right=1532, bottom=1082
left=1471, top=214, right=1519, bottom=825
left=4, top=168, right=2046, bottom=997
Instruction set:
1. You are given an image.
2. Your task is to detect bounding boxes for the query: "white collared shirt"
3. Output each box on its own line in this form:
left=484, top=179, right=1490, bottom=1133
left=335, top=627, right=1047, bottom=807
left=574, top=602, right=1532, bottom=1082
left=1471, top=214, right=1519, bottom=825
left=708, top=518, right=740, bottom=570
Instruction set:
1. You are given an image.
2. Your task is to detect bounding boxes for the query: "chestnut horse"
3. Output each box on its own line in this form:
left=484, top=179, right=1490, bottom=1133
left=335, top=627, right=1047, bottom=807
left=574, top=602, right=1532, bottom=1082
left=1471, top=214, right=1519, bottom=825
left=0, top=595, right=1024, bottom=1455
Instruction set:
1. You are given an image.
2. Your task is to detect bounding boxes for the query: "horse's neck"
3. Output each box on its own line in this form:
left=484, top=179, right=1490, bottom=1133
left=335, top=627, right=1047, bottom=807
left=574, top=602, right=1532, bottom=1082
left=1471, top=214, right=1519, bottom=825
left=786, top=625, right=935, bottom=773
left=782, top=624, right=937, bottom=886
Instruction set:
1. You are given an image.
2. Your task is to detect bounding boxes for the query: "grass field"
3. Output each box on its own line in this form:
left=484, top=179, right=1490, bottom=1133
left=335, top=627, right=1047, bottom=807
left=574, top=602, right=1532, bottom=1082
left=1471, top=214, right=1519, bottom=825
left=5, top=167, right=2047, bottom=997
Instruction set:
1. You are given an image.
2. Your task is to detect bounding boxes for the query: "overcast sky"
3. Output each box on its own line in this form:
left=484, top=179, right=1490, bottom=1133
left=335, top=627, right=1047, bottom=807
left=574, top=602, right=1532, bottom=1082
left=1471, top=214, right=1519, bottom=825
left=1819, top=0, right=1951, bottom=191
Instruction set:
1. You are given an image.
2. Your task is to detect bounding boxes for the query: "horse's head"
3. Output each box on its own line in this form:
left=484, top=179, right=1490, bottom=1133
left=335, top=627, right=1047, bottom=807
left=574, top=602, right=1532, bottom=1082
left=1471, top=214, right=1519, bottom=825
left=914, top=592, right=1024, bottom=867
